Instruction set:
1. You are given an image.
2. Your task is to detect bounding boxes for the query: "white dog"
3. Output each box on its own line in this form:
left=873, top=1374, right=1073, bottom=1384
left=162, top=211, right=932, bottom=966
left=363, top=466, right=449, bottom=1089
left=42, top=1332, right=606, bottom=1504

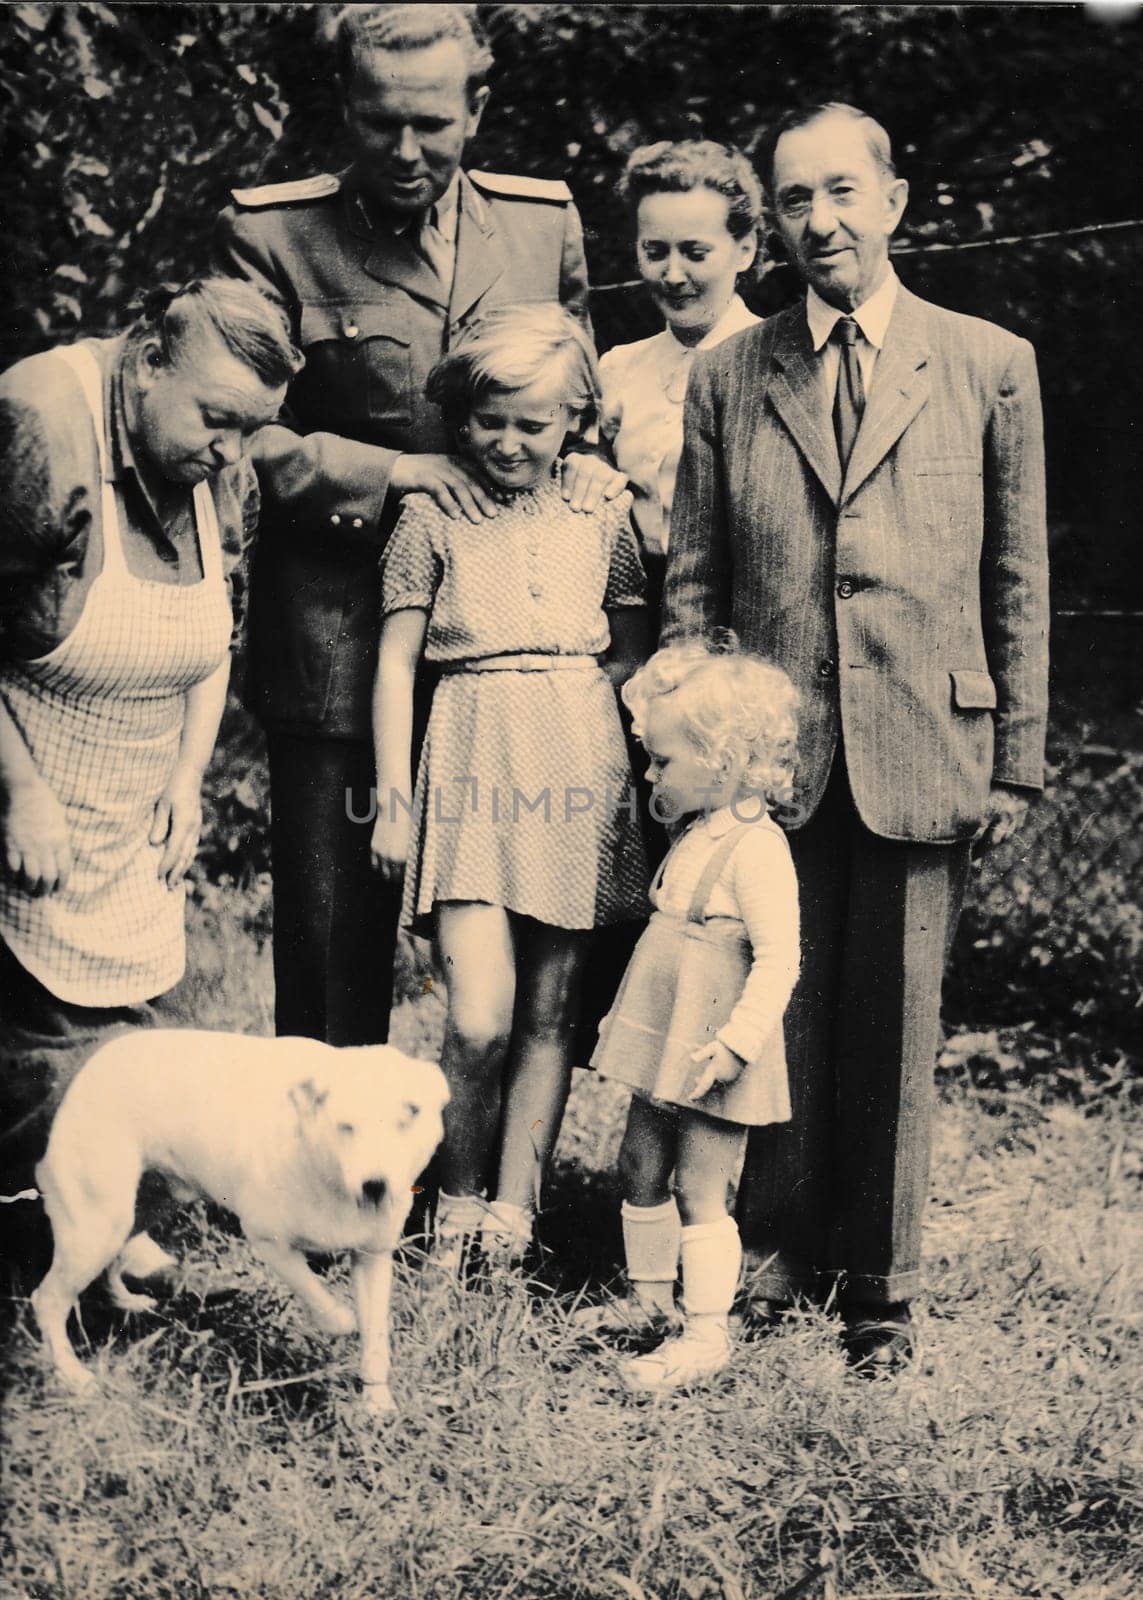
left=32, top=1029, right=448, bottom=1416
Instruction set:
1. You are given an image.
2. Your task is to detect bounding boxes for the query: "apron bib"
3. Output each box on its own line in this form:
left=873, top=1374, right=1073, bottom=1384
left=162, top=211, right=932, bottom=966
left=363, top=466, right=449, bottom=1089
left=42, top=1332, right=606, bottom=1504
left=591, top=821, right=791, bottom=1126
left=0, top=342, right=232, bottom=1005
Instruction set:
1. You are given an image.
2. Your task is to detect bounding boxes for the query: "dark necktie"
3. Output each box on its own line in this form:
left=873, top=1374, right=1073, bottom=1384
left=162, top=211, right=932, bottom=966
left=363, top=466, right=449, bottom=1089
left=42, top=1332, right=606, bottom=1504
left=831, top=316, right=865, bottom=471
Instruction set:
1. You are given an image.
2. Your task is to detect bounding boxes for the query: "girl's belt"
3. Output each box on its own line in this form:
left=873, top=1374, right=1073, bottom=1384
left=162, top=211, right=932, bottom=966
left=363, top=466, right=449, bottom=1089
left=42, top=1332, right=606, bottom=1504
left=440, top=653, right=601, bottom=674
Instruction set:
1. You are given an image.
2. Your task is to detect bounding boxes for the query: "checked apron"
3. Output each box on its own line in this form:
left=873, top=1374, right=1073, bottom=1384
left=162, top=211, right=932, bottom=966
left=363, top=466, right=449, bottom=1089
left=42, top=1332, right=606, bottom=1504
left=591, top=821, right=791, bottom=1126
left=0, top=342, right=232, bottom=1006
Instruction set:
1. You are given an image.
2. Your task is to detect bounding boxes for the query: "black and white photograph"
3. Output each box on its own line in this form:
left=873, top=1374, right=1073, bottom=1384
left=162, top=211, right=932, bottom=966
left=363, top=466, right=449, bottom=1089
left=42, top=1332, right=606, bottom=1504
left=0, top=3, right=1139, bottom=1596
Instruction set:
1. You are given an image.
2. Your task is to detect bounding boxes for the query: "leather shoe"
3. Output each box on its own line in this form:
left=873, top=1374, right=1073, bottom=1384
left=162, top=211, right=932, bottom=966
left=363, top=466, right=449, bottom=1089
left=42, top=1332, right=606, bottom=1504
left=739, top=1297, right=795, bottom=1339
left=842, top=1303, right=916, bottom=1376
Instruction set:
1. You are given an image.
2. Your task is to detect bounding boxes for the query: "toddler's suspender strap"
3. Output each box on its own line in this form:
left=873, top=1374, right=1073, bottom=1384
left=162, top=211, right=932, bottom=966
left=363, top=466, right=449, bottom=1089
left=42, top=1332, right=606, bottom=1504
left=685, top=823, right=755, bottom=924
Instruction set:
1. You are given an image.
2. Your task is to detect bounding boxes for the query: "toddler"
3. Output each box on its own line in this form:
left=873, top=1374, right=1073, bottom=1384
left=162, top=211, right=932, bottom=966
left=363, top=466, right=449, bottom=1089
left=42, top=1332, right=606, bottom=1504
left=590, top=639, right=800, bottom=1388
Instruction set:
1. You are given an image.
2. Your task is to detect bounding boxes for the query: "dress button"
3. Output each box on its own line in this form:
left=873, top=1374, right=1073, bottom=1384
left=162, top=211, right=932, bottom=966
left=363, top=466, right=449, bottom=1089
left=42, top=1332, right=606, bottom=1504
left=837, top=580, right=854, bottom=599
left=330, top=513, right=341, bottom=526
left=819, top=659, right=837, bottom=678
left=344, top=324, right=359, bottom=339
left=352, top=517, right=364, bottom=529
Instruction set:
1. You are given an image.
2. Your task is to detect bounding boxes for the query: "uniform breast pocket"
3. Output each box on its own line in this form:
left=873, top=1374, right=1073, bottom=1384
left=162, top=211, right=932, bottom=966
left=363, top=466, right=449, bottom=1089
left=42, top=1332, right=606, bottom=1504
left=297, top=303, right=414, bottom=433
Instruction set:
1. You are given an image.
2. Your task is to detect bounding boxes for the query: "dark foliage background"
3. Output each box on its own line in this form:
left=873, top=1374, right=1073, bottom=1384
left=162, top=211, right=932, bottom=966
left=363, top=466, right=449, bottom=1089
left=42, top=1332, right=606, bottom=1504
left=2, top=2, right=1142, bottom=605
left=2, top=3, right=1140, bottom=1082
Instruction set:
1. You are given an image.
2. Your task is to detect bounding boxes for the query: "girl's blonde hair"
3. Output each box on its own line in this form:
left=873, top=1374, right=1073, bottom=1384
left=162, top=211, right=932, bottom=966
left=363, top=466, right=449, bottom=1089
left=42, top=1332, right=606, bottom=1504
left=426, top=303, right=601, bottom=436
left=623, top=633, right=799, bottom=810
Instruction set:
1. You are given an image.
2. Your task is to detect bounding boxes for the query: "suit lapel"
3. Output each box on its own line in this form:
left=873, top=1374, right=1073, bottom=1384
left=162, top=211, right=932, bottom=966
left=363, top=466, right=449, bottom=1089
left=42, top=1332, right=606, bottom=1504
left=842, top=286, right=931, bottom=502
left=448, top=173, right=508, bottom=327
left=767, top=312, right=843, bottom=505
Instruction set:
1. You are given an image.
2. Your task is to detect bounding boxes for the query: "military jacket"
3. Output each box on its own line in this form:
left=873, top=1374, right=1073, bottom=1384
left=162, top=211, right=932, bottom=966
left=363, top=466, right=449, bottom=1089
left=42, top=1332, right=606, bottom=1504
left=214, top=169, right=591, bottom=737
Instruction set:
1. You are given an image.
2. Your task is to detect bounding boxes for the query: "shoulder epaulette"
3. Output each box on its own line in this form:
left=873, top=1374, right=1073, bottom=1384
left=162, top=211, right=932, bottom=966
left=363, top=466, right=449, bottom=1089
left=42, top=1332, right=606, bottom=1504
left=230, top=173, right=341, bottom=209
left=468, top=170, right=572, bottom=204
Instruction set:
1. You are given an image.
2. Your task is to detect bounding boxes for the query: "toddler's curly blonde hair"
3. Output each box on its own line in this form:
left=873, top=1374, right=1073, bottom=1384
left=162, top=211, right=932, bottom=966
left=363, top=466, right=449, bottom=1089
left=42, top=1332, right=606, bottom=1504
left=623, top=633, right=799, bottom=810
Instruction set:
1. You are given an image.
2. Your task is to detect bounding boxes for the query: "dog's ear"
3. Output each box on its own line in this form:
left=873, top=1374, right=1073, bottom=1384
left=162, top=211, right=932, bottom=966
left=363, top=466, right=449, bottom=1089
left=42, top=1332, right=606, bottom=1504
left=289, top=1078, right=329, bottom=1119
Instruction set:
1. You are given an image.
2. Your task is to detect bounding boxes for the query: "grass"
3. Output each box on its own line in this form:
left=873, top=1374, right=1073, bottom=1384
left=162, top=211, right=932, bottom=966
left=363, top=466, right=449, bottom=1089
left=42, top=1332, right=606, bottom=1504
left=1, top=892, right=1140, bottom=1600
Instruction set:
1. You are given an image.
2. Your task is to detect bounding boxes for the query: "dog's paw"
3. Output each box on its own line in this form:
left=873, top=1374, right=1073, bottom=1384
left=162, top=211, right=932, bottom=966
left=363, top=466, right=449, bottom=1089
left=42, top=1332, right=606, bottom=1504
left=110, top=1289, right=158, bottom=1315
left=360, top=1381, right=397, bottom=1418
left=118, top=1232, right=178, bottom=1282
left=314, top=1301, right=357, bottom=1337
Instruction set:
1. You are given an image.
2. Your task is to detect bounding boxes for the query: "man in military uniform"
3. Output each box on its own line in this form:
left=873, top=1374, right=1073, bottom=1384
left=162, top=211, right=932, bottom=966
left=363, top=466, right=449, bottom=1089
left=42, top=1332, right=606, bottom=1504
left=215, top=4, right=618, bottom=1046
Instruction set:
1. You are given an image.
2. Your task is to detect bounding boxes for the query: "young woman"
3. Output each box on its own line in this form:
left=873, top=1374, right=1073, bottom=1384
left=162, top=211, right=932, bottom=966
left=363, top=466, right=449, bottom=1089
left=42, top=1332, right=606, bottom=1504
left=599, top=141, right=763, bottom=625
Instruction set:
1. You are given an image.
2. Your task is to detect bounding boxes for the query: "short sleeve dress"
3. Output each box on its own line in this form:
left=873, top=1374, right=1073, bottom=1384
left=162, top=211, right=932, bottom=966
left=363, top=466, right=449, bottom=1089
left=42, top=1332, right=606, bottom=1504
left=380, top=474, right=650, bottom=936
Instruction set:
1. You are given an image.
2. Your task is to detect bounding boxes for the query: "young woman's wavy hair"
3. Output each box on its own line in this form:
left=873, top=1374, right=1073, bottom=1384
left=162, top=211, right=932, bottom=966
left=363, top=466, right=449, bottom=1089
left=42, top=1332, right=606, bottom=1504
left=619, top=139, right=764, bottom=246
left=623, top=631, right=800, bottom=812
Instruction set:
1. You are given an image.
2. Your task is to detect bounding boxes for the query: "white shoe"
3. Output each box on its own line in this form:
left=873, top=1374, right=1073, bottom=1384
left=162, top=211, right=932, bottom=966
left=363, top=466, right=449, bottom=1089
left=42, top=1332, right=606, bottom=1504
left=621, top=1321, right=732, bottom=1391
left=479, top=1200, right=533, bottom=1267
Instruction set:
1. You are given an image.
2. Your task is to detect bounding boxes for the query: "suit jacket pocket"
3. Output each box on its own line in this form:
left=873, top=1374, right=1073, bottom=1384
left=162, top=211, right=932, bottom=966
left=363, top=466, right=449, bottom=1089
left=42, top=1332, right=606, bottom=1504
left=296, top=302, right=414, bottom=433
left=951, top=669, right=997, bottom=710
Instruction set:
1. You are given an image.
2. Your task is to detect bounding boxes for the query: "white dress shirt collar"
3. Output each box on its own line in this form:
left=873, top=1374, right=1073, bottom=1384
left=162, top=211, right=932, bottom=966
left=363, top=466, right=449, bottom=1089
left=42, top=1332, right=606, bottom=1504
left=805, top=266, right=899, bottom=353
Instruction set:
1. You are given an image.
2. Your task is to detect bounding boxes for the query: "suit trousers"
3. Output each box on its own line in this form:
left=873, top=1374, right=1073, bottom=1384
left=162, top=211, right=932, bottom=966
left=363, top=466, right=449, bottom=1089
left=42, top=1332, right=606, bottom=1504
left=266, top=731, right=399, bottom=1047
left=737, top=750, right=971, bottom=1309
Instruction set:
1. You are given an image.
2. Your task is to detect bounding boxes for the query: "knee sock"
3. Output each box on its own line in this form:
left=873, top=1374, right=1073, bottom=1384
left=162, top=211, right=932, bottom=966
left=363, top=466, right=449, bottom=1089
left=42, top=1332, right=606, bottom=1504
left=435, top=1190, right=488, bottom=1241
left=680, top=1215, right=742, bottom=1329
left=621, top=1198, right=681, bottom=1314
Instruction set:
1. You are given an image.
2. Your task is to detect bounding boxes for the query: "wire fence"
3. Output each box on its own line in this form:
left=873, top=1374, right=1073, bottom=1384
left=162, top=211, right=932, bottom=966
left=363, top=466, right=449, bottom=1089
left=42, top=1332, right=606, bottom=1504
left=947, top=615, right=1141, bottom=1060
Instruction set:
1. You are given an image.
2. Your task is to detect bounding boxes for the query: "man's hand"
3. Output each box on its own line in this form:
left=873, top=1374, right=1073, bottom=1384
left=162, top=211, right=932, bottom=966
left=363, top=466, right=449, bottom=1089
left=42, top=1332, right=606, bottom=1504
left=973, top=782, right=1033, bottom=854
left=371, top=810, right=410, bottom=885
left=559, top=453, right=628, bottom=514
left=390, top=453, right=501, bottom=523
left=151, top=766, right=204, bottom=888
left=2, top=777, right=72, bottom=896
left=687, top=1039, right=746, bottom=1102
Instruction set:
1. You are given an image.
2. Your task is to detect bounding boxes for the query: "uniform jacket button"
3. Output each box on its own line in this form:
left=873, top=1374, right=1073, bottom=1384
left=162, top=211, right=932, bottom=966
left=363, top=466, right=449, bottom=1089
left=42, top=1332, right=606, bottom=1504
left=352, top=517, right=364, bottom=529
left=344, top=323, right=359, bottom=339
left=330, top=513, right=341, bottom=526
left=837, top=579, right=854, bottom=599
left=819, top=658, right=837, bottom=678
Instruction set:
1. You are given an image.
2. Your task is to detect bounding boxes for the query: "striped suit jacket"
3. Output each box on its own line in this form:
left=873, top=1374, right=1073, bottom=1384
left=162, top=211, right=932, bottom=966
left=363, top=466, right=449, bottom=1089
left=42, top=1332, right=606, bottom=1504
left=662, top=285, right=1049, bottom=843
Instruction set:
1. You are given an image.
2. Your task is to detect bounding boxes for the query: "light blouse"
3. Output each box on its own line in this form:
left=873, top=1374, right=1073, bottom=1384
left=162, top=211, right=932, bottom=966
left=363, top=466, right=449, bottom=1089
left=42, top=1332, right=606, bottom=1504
left=379, top=474, right=645, bottom=660
left=599, top=295, right=760, bottom=556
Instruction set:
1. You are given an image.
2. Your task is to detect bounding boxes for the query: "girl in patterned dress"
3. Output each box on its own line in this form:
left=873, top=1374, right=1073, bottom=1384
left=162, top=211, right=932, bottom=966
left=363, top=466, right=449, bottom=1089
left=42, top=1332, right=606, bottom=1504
left=588, top=640, right=800, bottom=1389
left=371, top=304, right=649, bottom=1264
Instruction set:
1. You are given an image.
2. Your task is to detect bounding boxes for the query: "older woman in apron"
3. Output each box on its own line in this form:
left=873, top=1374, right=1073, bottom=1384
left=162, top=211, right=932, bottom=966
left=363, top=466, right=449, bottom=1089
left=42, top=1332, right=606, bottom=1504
left=0, top=279, right=300, bottom=1267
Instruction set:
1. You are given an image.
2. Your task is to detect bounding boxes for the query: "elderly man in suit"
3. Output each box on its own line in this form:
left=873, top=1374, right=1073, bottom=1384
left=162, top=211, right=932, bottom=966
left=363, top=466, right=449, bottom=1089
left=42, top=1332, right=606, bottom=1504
left=662, top=103, right=1048, bottom=1368
left=215, top=4, right=617, bottom=1048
